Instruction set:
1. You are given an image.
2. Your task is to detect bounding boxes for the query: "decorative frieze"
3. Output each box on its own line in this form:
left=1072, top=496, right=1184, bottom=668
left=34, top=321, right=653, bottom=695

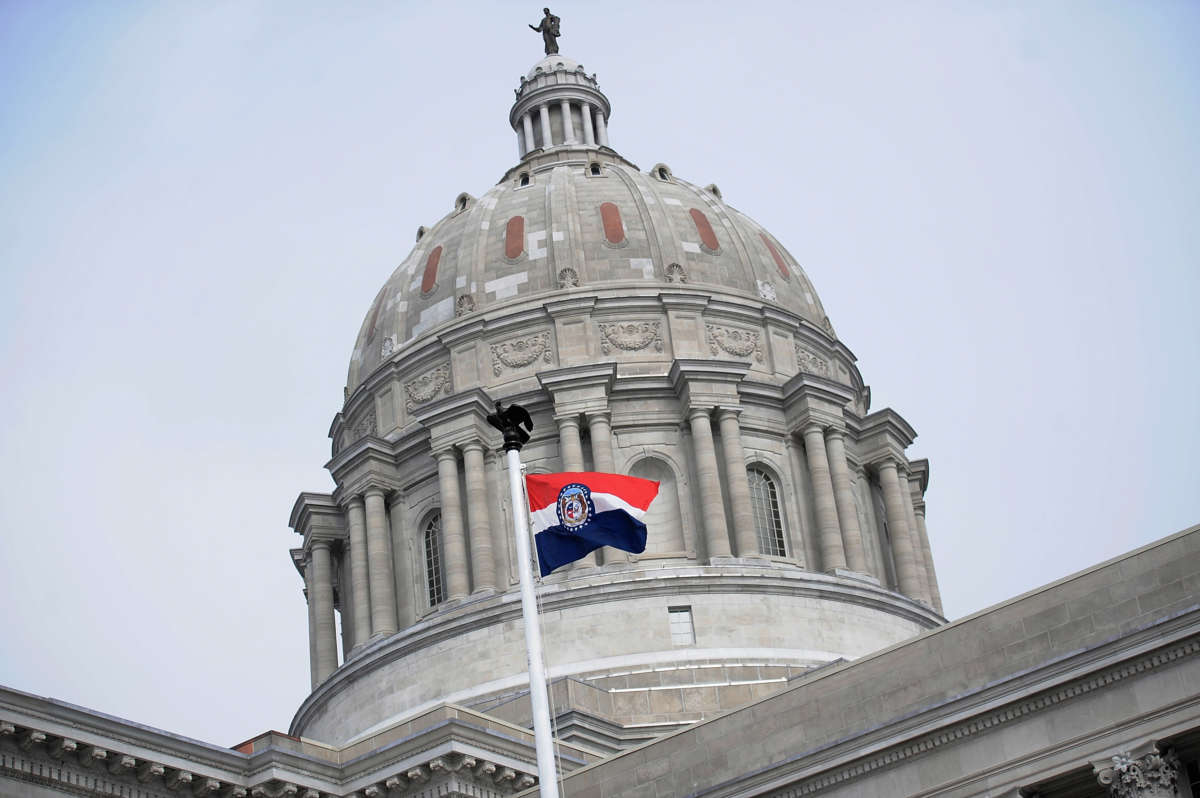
left=706, top=323, right=763, bottom=363
left=490, top=331, right=553, bottom=376
left=404, top=364, right=452, bottom=411
left=794, top=343, right=831, bottom=377
left=598, top=321, right=663, bottom=355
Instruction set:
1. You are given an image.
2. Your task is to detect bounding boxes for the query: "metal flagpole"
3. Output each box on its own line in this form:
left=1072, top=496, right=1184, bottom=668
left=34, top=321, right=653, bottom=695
left=487, top=401, right=559, bottom=798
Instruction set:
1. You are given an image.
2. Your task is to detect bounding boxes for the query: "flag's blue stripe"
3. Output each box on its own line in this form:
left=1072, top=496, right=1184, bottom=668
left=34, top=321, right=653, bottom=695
left=533, top=509, right=648, bottom=577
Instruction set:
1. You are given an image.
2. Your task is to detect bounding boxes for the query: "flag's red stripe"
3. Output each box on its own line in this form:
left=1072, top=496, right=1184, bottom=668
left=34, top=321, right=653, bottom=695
left=526, top=472, right=659, bottom=512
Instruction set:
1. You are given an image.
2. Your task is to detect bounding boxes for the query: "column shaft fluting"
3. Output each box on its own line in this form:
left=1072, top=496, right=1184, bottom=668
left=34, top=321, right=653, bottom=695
left=914, top=508, right=942, bottom=613
left=485, top=449, right=510, bottom=588
left=587, top=412, right=616, bottom=473
left=538, top=104, right=553, bottom=148
left=310, top=541, right=338, bottom=682
left=560, top=99, right=575, bottom=143
left=305, top=560, right=318, bottom=689
left=825, top=430, right=868, bottom=574
left=878, top=460, right=922, bottom=600
left=557, top=416, right=585, bottom=471
left=436, top=450, right=470, bottom=600
left=717, top=409, right=758, bottom=557
left=802, top=425, right=846, bottom=570
left=903, top=476, right=932, bottom=605
left=522, top=113, right=536, bottom=154
left=594, top=110, right=609, bottom=146
left=346, top=497, right=372, bottom=645
left=364, top=488, right=398, bottom=635
left=462, top=442, right=495, bottom=592
left=581, top=101, right=595, bottom=145
left=689, top=408, right=731, bottom=558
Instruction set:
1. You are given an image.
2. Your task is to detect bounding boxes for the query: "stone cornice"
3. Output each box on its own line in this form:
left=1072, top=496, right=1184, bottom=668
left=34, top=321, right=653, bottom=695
left=668, top=358, right=751, bottom=410
left=325, top=439, right=401, bottom=498
left=908, top=458, right=930, bottom=494
left=409, top=388, right=499, bottom=452
left=535, top=362, right=617, bottom=395
left=855, top=408, right=918, bottom=467
left=0, top=689, right=577, bottom=798
left=781, top=374, right=855, bottom=431
left=289, top=493, right=344, bottom=539
left=723, top=614, right=1200, bottom=798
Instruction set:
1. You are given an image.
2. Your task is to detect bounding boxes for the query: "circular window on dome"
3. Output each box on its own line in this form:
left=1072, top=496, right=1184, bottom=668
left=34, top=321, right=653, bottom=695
left=421, top=245, right=443, bottom=296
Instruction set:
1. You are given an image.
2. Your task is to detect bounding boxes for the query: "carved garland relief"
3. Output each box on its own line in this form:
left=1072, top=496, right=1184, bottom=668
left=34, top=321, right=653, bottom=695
left=706, top=323, right=763, bottom=363
left=405, top=364, right=452, bottom=411
left=794, top=343, right=832, bottom=377
left=598, top=321, right=663, bottom=355
left=490, top=331, right=553, bottom=376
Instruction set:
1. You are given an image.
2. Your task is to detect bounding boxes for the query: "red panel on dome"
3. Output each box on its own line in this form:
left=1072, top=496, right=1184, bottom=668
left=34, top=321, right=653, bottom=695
left=421, top=246, right=442, bottom=294
left=505, top=216, right=525, bottom=259
left=760, top=233, right=791, bottom=281
left=600, top=202, right=625, bottom=244
left=689, top=208, right=719, bottom=251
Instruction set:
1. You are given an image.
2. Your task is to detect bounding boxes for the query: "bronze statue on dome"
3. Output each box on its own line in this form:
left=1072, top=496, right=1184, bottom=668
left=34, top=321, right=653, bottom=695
left=529, top=8, right=561, bottom=55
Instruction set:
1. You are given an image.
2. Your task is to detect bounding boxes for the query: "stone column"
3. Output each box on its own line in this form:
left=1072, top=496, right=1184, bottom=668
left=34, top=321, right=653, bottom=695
left=1095, top=746, right=1182, bottom=798
left=557, top=415, right=585, bottom=471
left=560, top=99, right=575, bottom=144
left=825, top=429, right=868, bottom=574
left=436, top=449, right=470, bottom=600
left=580, top=101, right=595, bottom=145
left=802, top=424, right=846, bottom=571
left=522, top=113, right=536, bottom=154
left=310, top=540, right=338, bottom=682
left=877, top=459, right=922, bottom=600
left=364, top=488, right=398, bottom=635
left=913, top=505, right=943, bottom=614
left=903, top=474, right=932, bottom=606
left=387, top=494, right=414, bottom=629
left=539, top=104, right=553, bottom=148
left=345, top=496, right=372, bottom=645
left=594, top=109, right=609, bottom=146
left=716, top=408, right=758, bottom=557
left=462, top=441, right=495, bottom=592
left=305, top=557, right=318, bottom=690
left=688, top=408, right=731, bottom=558
left=559, top=414, right=595, bottom=568
left=586, top=412, right=616, bottom=473
left=485, top=449, right=510, bottom=588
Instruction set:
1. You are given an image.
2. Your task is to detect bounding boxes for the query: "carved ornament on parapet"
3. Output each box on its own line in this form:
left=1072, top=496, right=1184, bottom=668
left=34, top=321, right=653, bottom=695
left=664, top=262, right=688, bottom=283
left=794, top=342, right=832, bottom=377
left=558, top=268, right=580, bottom=288
left=490, top=330, right=553, bottom=376
left=706, top=323, right=763, bottom=363
left=405, top=363, right=452, bottom=411
left=350, top=406, right=377, bottom=441
left=598, top=320, right=663, bottom=355
left=455, top=295, right=476, bottom=317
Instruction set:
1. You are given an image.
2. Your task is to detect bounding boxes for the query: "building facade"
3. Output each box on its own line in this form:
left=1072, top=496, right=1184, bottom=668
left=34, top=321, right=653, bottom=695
left=2, top=41, right=1198, bottom=798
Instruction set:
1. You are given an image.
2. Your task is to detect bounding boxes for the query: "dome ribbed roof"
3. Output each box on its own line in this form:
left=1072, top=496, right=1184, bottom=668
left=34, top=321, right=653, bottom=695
left=346, top=157, right=832, bottom=393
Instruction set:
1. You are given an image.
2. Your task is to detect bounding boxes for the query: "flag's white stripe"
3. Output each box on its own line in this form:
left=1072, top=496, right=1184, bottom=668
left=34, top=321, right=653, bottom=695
left=529, top=491, right=647, bottom=534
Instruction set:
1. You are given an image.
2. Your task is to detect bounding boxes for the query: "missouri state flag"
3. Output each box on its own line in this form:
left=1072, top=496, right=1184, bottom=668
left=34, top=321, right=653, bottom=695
left=526, top=472, right=660, bottom=577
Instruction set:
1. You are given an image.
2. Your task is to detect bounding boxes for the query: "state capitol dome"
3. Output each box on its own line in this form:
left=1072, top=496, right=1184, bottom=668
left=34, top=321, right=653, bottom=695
left=289, top=46, right=944, bottom=749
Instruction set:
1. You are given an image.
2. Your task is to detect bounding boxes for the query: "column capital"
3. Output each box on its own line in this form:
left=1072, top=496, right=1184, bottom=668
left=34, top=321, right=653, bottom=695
left=435, top=448, right=459, bottom=464
left=311, top=539, right=333, bottom=553
left=342, top=494, right=365, bottom=511
left=539, top=362, right=616, bottom=417
left=1093, top=744, right=1181, bottom=798
left=823, top=425, right=849, bottom=442
left=686, top=406, right=712, bottom=423
left=554, top=413, right=582, bottom=428
left=460, top=439, right=486, bottom=454
left=363, top=485, right=388, bottom=501
left=669, top=357, right=749, bottom=411
left=714, top=405, right=743, bottom=422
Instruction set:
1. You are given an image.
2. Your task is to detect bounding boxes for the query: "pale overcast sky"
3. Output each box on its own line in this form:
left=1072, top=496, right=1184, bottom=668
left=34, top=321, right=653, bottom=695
left=1, top=1, right=1197, bottom=747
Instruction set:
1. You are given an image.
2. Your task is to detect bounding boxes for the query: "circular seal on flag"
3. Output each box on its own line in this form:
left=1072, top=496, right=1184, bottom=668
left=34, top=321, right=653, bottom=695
left=556, top=483, right=595, bottom=532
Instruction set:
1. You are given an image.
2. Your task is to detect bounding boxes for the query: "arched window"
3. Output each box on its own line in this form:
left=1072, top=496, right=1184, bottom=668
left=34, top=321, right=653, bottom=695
left=747, top=467, right=787, bottom=556
left=519, top=172, right=530, bottom=187
left=423, top=512, right=445, bottom=607
left=589, top=162, right=601, bottom=176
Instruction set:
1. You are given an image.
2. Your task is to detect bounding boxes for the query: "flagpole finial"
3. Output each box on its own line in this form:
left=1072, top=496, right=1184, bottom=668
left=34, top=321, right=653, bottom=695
left=486, top=400, right=534, bottom=452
